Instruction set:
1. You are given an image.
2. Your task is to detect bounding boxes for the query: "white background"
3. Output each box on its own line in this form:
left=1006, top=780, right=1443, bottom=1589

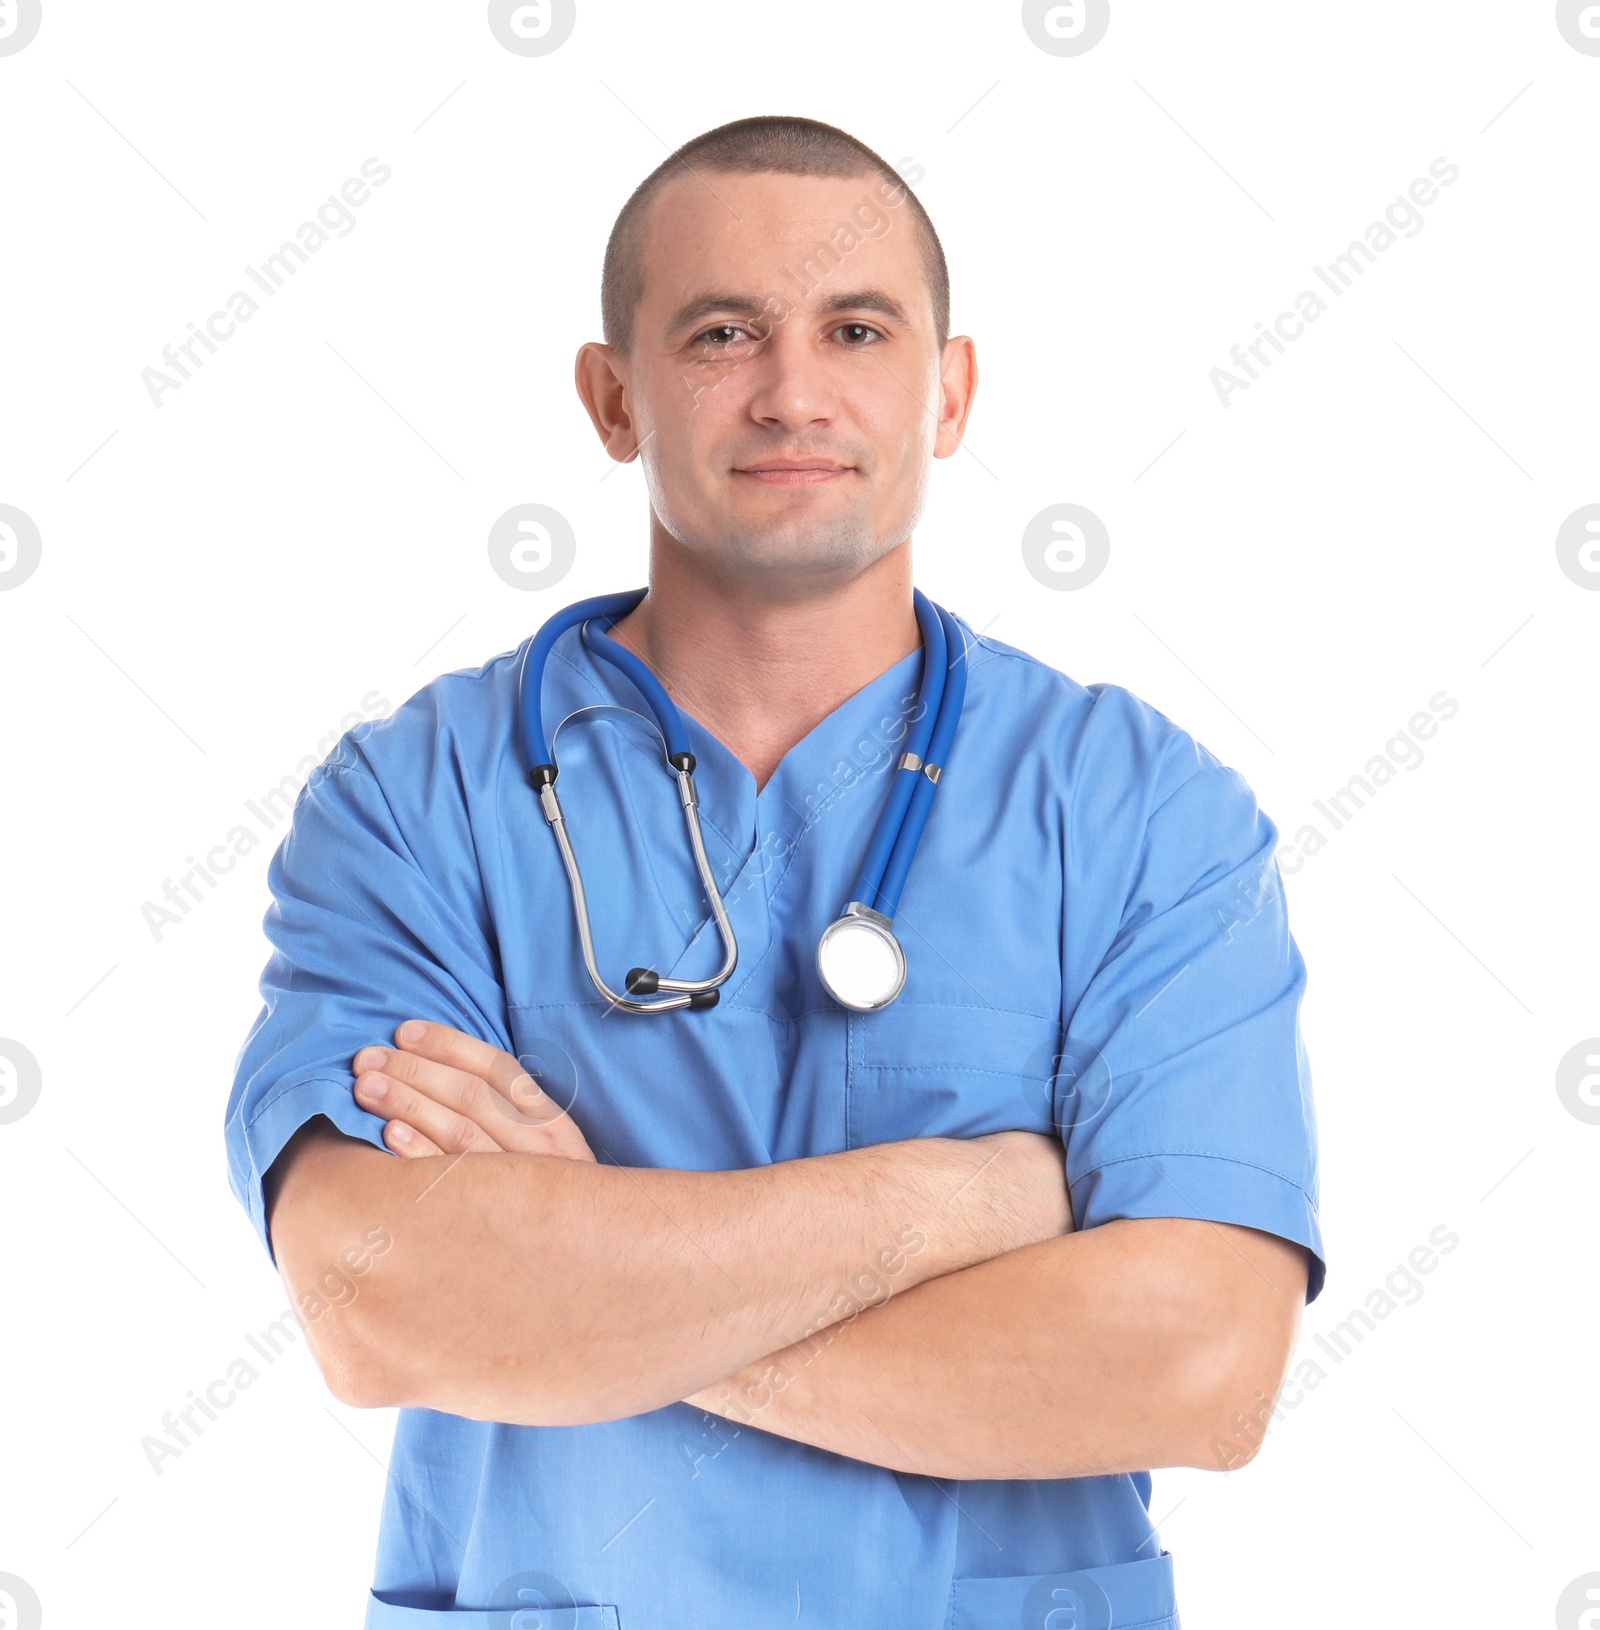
left=1, top=2, right=1596, bottom=1626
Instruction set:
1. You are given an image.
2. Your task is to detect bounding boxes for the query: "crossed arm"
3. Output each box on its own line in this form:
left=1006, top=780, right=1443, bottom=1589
left=265, top=1022, right=1307, bottom=1480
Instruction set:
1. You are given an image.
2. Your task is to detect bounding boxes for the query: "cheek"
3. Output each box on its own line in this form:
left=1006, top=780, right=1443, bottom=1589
left=857, top=368, right=940, bottom=457
left=637, top=424, right=717, bottom=526
left=862, top=417, right=935, bottom=508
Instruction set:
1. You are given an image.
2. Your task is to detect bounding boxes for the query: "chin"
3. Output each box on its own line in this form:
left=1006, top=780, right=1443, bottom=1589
left=717, top=528, right=883, bottom=578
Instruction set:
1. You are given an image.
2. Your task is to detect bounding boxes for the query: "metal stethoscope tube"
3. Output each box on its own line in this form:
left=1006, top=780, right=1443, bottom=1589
left=532, top=760, right=733, bottom=1015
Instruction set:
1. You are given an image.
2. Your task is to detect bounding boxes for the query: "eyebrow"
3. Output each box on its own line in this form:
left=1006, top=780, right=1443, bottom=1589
left=666, top=288, right=912, bottom=341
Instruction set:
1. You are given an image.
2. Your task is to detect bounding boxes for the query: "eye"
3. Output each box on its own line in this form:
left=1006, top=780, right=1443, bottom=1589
left=834, top=322, right=885, bottom=347
left=693, top=324, right=752, bottom=349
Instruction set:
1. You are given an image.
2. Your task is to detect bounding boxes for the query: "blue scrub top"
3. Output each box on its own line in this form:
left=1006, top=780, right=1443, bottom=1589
left=225, top=609, right=1325, bottom=1630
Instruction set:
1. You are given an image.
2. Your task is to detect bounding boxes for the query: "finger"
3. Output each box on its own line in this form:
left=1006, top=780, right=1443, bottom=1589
left=352, top=1069, right=503, bottom=1155
left=356, top=1042, right=516, bottom=1129
left=384, top=1119, right=446, bottom=1159
left=363, top=1036, right=537, bottom=1141
left=390, top=1022, right=562, bottom=1127
left=387, top=1023, right=596, bottom=1161
left=393, top=1020, right=512, bottom=1079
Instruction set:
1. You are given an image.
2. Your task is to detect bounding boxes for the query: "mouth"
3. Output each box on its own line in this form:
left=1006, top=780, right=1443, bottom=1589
left=733, top=461, right=854, bottom=487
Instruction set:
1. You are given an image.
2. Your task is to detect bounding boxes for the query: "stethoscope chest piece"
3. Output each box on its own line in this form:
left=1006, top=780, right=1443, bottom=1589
left=817, top=903, right=907, bottom=1012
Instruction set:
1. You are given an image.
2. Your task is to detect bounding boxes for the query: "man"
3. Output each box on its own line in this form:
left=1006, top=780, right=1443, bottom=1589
left=226, top=115, right=1324, bottom=1629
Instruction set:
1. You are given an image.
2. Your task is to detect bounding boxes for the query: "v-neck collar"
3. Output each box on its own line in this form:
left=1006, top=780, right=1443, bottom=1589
left=548, top=616, right=927, bottom=853
left=539, top=615, right=936, bottom=1008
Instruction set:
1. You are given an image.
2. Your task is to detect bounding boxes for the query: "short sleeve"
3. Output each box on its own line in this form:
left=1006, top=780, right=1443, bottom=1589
left=224, top=755, right=512, bottom=1266
left=1060, top=750, right=1325, bottom=1303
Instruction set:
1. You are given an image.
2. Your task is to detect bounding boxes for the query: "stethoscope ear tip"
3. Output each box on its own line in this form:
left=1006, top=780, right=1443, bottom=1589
left=623, top=966, right=719, bottom=1009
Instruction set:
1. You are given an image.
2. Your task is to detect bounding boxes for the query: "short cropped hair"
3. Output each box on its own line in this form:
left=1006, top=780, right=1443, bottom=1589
left=600, top=115, right=950, bottom=359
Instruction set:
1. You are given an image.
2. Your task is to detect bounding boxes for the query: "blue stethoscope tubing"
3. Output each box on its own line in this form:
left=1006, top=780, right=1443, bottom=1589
left=517, top=586, right=967, bottom=1015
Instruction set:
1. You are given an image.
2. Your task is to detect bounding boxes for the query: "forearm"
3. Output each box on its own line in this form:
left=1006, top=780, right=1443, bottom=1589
left=686, top=1219, right=1307, bottom=1481
left=271, top=1125, right=1055, bottom=1426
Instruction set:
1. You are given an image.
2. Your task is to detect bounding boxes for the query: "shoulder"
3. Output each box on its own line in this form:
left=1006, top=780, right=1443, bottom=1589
left=957, top=618, right=1241, bottom=819
left=278, top=641, right=535, bottom=868
left=958, top=622, right=1281, bottom=940
left=315, top=639, right=531, bottom=791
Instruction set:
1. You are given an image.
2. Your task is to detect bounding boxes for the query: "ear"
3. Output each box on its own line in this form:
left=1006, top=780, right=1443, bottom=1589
left=932, top=335, right=978, bottom=460
left=574, top=341, right=642, bottom=463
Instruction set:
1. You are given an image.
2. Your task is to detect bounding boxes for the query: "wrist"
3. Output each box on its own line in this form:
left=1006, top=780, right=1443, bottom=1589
left=929, top=1131, right=1068, bottom=1263
left=869, top=1135, right=1022, bottom=1282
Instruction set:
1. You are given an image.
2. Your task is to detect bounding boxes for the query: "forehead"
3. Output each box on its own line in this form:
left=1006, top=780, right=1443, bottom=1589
left=635, top=167, right=927, bottom=328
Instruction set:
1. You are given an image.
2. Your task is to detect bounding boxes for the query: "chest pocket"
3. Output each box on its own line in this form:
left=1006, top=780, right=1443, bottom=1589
left=846, top=1001, right=1063, bottom=1150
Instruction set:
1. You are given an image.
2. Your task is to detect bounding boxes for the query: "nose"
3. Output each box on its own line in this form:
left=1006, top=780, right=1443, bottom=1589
left=744, top=320, right=840, bottom=432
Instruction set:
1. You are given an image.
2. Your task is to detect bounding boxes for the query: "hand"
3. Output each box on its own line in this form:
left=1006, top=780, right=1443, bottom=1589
left=351, top=1020, right=596, bottom=1163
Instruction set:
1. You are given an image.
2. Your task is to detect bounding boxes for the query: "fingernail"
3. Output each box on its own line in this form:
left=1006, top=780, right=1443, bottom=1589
left=356, top=1048, right=387, bottom=1072
left=399, top=1020, right=426, bottom=1044
left=357, top=1074, right=388, bottom=1101
left=390, top=1121, right=412, bottom=1143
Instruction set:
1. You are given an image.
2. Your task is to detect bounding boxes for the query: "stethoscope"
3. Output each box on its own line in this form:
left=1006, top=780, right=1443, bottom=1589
left=517, top=586, right=967, bottom=1016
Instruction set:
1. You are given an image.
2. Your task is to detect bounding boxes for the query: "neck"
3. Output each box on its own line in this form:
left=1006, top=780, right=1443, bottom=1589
left=606, top=536, right=919, bottom=793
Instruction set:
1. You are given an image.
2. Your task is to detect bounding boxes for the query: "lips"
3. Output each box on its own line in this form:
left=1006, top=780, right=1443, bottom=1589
left=735, top=460, right=853, bottom=484
left=739, top=461, right=848, bottom=472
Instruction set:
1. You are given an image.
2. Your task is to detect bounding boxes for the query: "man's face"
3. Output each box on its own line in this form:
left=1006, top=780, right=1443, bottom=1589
left=589, top=168, right=968, bottom=593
